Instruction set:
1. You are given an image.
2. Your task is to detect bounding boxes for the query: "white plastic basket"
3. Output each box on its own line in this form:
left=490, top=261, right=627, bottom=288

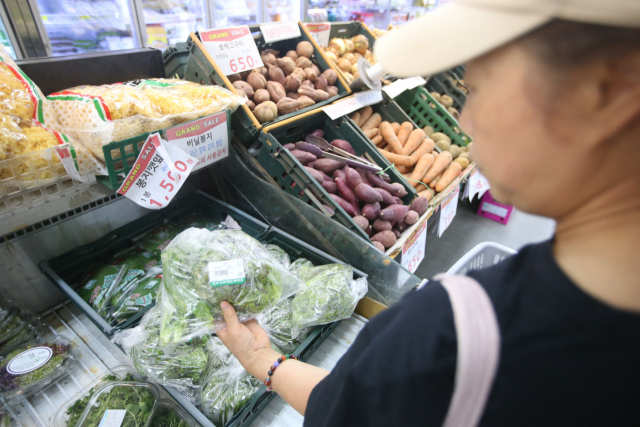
left=447, top=242, right=516, bottom=276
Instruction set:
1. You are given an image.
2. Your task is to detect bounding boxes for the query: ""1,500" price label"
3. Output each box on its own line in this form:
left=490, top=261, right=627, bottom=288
left=201, top=26, right=264, bottom=76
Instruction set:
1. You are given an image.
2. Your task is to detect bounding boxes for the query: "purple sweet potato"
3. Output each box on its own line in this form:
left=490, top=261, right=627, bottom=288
left=335, top=177, right=357, bottom=206
left=392, top=229, right=401, bottom=238
left=374, top=188, right=396, bottom=205
left=295, top=141, right=323, bottom=157
left=371, top=230, right=397, bottom=249
left=290, top=149, right=316, bottom=165
left=345, top=168, right=363, bottom=190
left=362, top=202, right=380, bottom=221
left=330, top=194, right=357, bottom=216
left=366, top=171, right=396, bottom=193
left=315, top=158, right=346, bottom=174
left=304, top=166, right=324, bottom=183
left=321, top=180, right=337, bottom=194
left=372, top=241, right=385, bottom=251
left=332, top=168, right=345, bottom=181
left=331, top=139, right=356, bottom=155
left=353, top=215, right=369, bottom=231
left=307, top=161, right=315, bottom=169
left=379, top=204, right=410, bottom=222
left=283, top=143, right=296, bottom=150
left=396, top=221, right=409, bottom=232
left=388, top=182, right=408, bottom=198
left=355, top=183, right=383, bottom=203
left=311, top=129, right=324, bottom=138
left=373, top=219, right=393, bottom=232
left=392, top=197, right=403, bottom=205
left=404, top=210, right=419, bottom=225
left=366, top=225, right=373, bottom=237
left=410, top=196, right=429, bottom=216
left=318, top=170, right=333, bottom=182
left=357, top=168, right=371, bottom=185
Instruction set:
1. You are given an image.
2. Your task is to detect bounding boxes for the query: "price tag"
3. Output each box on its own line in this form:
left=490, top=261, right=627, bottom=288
left=54, top=144, right=86, bottom=182
left=305, top=22, right=330, bottom=48
left=467, top=169, right=490, bottom=201
left=117, top=133, right=197, bottom=210
left=438, top=185, right=460, bottom=237
left=323, top=90, right=382, bottom=120
left=164, top=112, right=230, bottom=172
left=382, top=76, right=426, bottom=98
left=201, top=26, right=264, bottom=76
left=208, top=259, right=246, bottom=287
left=401, top=220, right=427, bottom=273
left=260, top=21, right=301, bottom=43
left=403, top=75, right=427, bottom=90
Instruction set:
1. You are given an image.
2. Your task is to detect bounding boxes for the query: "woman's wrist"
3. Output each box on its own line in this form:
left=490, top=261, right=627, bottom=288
left=246, top=347, right=282, bottom=380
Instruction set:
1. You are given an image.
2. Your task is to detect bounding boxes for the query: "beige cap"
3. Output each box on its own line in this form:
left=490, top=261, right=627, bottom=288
left=374, top=0, right=640, bottom=77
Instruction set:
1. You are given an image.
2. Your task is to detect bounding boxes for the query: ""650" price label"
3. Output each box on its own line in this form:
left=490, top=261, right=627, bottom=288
left=201, top=26, right=264, bottom=76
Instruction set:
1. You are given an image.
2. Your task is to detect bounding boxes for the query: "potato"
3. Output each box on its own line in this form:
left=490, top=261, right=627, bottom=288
left=440, top=95, right=454, bottom=108
left=371, top=230, right=396, bottom=249
left=422, top=126, right=435, bottom=137
left=337, top=58, right=352, bottom=73
left=453, top=157, right=470, bottom=169
left=430, top=92, right=441, bottom=102
left=297, top=41, right=314, bottom=58
left=447, top=107, right=460, bottom=120
left=246, top=100, right=255, bottom=111
left=322, top=69, right=338, bottom=85
left=435, top=140, right=450, bottom=152
left=254, top=89, right=270, bottom=104
left=233, top=80, right=254, bottom=98
left=448, top=145, right=461, bottom=159
left=285, top=50, right=298, bottom=60
left=253, top=101, right=277, bottom=123
left=431, top=132, right=451, bottom=144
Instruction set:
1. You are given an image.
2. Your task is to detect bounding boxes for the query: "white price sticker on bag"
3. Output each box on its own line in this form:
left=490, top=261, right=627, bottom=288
left=305, top=22, right=330, bottom=48
left=467, top=169, right=490, bottom=201
left=438, top=185, right=460, bottom=237
left=208, top=259, right=246, bottom=287
left=260, top=21, right=301, bottom=43
left=164, top=112, right=230, bottom=171
left=117, top=133, right=197, bottom=210
left=323, top=90, right=383, bottom=120
left=401, top=220, right=427, bottom=273
left=201, top=26, right=264, bottom=76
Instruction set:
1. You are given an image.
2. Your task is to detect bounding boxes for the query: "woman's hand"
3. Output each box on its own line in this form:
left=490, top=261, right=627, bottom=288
left=216, top=301, right=280, bottom=380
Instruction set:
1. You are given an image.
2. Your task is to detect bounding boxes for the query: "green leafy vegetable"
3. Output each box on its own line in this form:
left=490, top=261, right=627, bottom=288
left=109, top=268, right=163, bottom=325
left=151, top=404, right=190, bottom=427
left=141, top=224, right=179, bottom=256
left=76, top=383, right=157, bottom=427
left=257, top=298, right=312, bottom=354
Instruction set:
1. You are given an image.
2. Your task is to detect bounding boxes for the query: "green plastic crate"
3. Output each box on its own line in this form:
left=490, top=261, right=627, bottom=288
left=184, top=24, right=350, bottom=146
left=328, top=21, right=377, bottom=46
left=163, top=42, right=190, bottom=79
left=395, top=86, right=472, bottom=146
left=426, top=73, right=467, bottom=112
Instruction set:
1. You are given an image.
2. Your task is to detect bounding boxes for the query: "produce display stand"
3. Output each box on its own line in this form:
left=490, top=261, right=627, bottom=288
left=184, top=22, right=351, bottom=145
left=327, top=21, right=378, bottom=83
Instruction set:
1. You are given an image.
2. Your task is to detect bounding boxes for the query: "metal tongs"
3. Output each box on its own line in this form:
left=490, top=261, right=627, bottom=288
left=305, top=134, right=385, bottom=175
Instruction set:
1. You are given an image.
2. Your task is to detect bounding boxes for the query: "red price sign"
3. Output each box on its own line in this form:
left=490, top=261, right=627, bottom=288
left=402, top=220, right=427, bottom=273
left=260, top=21, right=301, bottom=43
left=201, top=26, right=264, bottom=76
left=305, top=22, right=330, bottom=48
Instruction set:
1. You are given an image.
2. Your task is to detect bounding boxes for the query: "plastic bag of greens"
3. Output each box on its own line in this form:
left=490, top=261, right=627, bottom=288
left=263, top=244, right=290, bottom=270
left=257, top=298, right=312, bottom=354
left=108, top=268, right=163, bottom=325
left=159, top=228, right=304, bottom=345
left=112, top=305, right=210, bottom=401
left=291, top=264, right=368, bottom=337
left=141, top=224, right=179, bottom=256
left=151, top=399, right=198, bottom=427
left=288, top=258, right=314, bottom=279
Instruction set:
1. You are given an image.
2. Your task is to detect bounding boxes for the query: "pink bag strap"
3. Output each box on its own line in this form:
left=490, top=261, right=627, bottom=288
left=433, top=274, right=501, bottom=427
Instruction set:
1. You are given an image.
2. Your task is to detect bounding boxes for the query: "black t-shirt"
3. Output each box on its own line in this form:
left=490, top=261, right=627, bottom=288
left=305, top=240, right=640, bottom=426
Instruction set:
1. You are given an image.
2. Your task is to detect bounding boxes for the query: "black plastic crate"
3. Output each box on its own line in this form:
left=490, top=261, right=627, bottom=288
left=163, top=42, right=190, bottom=79
left=425, top=73, right=467, bottom=112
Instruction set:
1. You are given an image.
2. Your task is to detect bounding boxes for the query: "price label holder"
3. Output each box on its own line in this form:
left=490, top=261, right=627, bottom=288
left=200, top=26, right=264, bottom=76
left=260, top=21, right=301, bottom=43
left=323, top=90, right=383, bottom=120
left=118, top=133, right=197, bottom=210
left=382, top=76, right=427, bottom=99
left=305, top=22, right=330, bottom=48
left=438, top=184, right=460, bottom=237
left=163, top=111, right=231, bottom=172
left=401, top=220, right=427, bottom=273
left=467, top=169, right=490, bottom=201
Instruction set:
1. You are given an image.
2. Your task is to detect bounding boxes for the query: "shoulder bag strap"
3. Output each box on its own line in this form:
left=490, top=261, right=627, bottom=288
left=433, top=274, right=501, bottom=427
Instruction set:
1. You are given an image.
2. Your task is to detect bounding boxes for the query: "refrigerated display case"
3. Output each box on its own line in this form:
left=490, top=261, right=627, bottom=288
left=212, top=0, right=259, bottom=27
left=138, top=0, right=206, bottom=50
left=261, top=0, right=300, bottom=23
left=304, top=0, right=391, bottom=29
left=388, top=0, right=425, bottom=26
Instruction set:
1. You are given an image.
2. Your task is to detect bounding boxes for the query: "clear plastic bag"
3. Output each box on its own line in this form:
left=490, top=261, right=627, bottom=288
left=263, top=244, right=291, bottom=270
left=291, top=264, right=368, bottom=336
left=0, top=336, right=75, bottom=399
left=151, top=399, right=198, bottom=427
left=112, top=305, right=211, bottom=401
left=288, top=258, right=314, bottom=279
left=159, top=228, right=305, bottom=345
left=0, top=299, right=43, bottom=354
left=257, top=298, right=312, bottom=354
left=140, top=223, right=180, bottom=256
left=108, top=267, right=163, bottom=325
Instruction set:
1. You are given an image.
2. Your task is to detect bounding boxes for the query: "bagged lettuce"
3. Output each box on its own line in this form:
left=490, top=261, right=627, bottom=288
left=257, top=298, right=312, bottom=354
left=159, top=228, right=304, bottom=345
left=108, top=267, right=163, bottom=325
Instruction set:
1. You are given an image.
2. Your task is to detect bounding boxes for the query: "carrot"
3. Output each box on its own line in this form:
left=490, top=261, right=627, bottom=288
left=395, top=165, right=411, bottom=174
left=380, top=121, right=403, bottom=154
left=408, top=153, right=435, bottom=188
left=364, top=128, right=379, bottom=139
left=361, top=112, right=381, bottom=130
left=402, top=173, right=412, bottom=179
left=383, top=145, right=391, bottom=152
left=436, top=162, right=463, bottom=192
left=422, top=150, right=452, bottom=184
left=429, top=172, right=443, bottom=189
left=350, top=112, right=361, bottom=126
left=418, top=188, right=435, bottom=202
left=371, top=135, right=384, bottom=146
left=397, top=122, right=413, bottom=147
left=391, top=122, right=401, bottom=134
left=401, top=130, right=427, bottom=156
left=379, top=150, right=416, bottom=167
left=409, top=138, right=435, bottom=163
left=358, top=106, right=373, bottom=127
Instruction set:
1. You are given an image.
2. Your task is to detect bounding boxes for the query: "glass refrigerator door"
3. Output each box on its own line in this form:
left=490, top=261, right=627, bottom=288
left=306, top=0, right=390, bottom=29
left=262, top=0, right=300, bottom=23
left=0, top=15, right=19, bottom=59
left=388, top=0, right=426, bottom=26
left=212, top=0, right=259, bottom=28
left=140, top=0, right=205, bottom=51
left=35, top=0, right=139, bottom=56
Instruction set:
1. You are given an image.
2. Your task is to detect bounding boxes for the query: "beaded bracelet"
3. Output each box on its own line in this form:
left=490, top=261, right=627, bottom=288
left=264, top=354, right=296, bottom=391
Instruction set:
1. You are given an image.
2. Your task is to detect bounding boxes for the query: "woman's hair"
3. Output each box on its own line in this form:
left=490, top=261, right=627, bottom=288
left=523, top=20, right=640, bottom=68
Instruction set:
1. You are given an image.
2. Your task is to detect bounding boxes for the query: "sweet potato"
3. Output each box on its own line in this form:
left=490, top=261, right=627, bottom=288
left=311, top=129, right=324, bottom=138
left=392, top=197, right=403, bottom=205
left=374, top=188, right=396, bottom=205
left=353, top=215, right=369, bottom=231
left=371, top=230, right=396, bottom=249
left=410, top=197, right=429, bottom=216
left=404, top=210, right=419, bottom=225
left=366, top=225, right=374, bottom=237
left=391, top=122, right=400, bottom=134
left=401, top=130, right=427, bottom=156
left=373, top=219, right=393, bottom=232
left=318, top=170, right=333, bottom=182
left=364, top=128, right=379, bottom=139
left=321, top=180, right=337, bottom=194
left=345, top=168, right=363, bottom=189
left=336, top=177, right=358, bottom=206
left=358, top=106, right=373, bottom=127
left=331, top=139, right=356, bottom=155
left=436, top=162, right=463, bottom=192
left=355, top=183, right=383, bottom=203
left=372, top=241, right=385, bottom=252
left=388, top=182, right=408, bottom=198
left=304, top=166, right=325, bottom=183
left=290, top=149, right=316, bottom=165
left=366, top=171, right=395, bottom=193
left=422, top=150, right=452, bottom=184
left=408, top=153, right=435, bottom=188
left=362, top=202, right=380, bottom=221
left=332, top=168, right=345, bottom=181
left=379, top=204, right=410, bottom=222
left=380, top=121, right=403, bottom=154
left=361, top=113, right=382, bottom=131
left=330, top=194, right=357, bottom=216
left=396, top=221, right=409, bottom=232
left=295, top=141, right=323, bottom=157
left=307, top=161, right=315, bottom=169
left=397, top=122, right=414, bottom=147
left=314, top=158, right=346, bottom=174
left=283, top=143, right=296, bottom=150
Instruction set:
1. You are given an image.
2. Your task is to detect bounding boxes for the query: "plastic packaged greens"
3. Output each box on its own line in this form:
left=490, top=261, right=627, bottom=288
left=55, top=365, right=141, bottom=427
left=109, top=268, right=163, bottom=325
left=291, top=264, right=368, bottom=336
left=257, top=298, right=312, bottom=354
left=0, top=400, right=13, bottom=427
left=151, top=399, right=197, bottom=427
left=264, top=244, right=291, bottom=270
left=288, top=258, right=314, bottom=279
left=0, top=336, right=75, bottom=399
left=75, top=382, right=159, bottom=427
left=159, top=228, right=305, bottom=345
left=0, top=300, right=42, bottom=353
left=0, top=322, right=39, bottom=353
left=141, top=224, right=180, bottom=256
left=112, top=305, right=210, bottom=401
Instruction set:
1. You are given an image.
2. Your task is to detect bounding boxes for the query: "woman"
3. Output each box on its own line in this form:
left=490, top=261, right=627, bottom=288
left=218, top=1, right=640, bottom=425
